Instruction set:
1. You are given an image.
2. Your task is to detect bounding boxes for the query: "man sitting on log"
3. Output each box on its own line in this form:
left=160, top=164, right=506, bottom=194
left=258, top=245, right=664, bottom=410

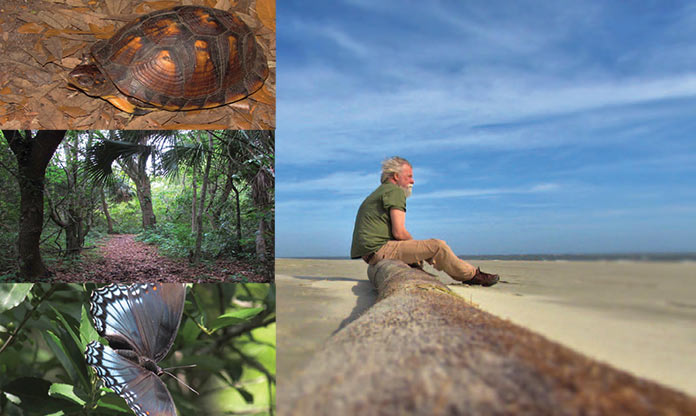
left=350, top=156, right=499, bottom=286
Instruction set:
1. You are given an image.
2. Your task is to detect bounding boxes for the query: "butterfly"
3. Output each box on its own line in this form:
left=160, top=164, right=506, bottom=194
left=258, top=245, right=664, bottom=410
left=85, top=283, right=186, bottom=416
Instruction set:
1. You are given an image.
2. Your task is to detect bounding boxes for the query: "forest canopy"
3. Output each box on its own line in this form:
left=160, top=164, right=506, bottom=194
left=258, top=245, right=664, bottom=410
left=0, top=130, right=275, bottom=282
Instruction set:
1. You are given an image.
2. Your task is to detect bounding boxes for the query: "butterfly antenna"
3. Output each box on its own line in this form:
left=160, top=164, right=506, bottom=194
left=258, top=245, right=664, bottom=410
left=163, top=370, right=199, bottom=395
left=165, top=364, right=197, bottom=371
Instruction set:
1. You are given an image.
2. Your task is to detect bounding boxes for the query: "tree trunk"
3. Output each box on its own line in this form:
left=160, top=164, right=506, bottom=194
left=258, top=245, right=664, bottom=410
left=255, top=217, right=266, bottom=262
left=135, top=175, right=156, bottom=228
left=118, top=143, right=156, bottom=229
left=191, top=163, right=198, bottom=234
left=192, top=133, right=213, bottom=265
left=251, top=168, right=272, bottom=263
left=64, top=211, right=81, bottom=255
left=231, top=182, right=242, bottom=251
left=100, top=187, right=114, bottom=233
left=208, top=163, right=234, bottom=231
left=120, top=157, right=156, bottom=229
left=65, top=134, right=83, bottom=256
left=3, top=130, right=66, bottom=279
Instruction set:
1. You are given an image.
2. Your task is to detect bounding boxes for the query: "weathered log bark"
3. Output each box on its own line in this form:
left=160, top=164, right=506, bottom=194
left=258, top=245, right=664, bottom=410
left=283, top=259, right=696, bottom=415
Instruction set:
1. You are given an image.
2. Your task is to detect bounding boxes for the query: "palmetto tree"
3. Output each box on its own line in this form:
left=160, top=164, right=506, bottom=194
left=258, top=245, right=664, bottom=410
left=217, top=130, right=274, bottom=263
left=83, top=130, right=177, bottom=229
left=161, top=130, right=274, bottom=263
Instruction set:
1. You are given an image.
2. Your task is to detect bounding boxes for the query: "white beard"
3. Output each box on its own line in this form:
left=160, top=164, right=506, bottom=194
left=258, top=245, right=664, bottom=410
left=404, top=184, right=413, bottom=198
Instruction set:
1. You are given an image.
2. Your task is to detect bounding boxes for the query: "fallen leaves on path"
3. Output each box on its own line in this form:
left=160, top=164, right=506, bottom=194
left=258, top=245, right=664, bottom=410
left=50, top=234, right=271, bottom=283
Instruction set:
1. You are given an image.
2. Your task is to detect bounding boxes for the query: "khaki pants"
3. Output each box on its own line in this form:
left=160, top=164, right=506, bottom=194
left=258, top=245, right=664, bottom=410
left=370, top=239, right=477, bottom=281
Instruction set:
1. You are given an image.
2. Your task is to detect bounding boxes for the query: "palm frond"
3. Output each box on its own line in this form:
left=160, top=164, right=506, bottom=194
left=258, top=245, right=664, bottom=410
left=160, top=142, right=206, bottom=180
left=81, top=139, right=150, bottom=186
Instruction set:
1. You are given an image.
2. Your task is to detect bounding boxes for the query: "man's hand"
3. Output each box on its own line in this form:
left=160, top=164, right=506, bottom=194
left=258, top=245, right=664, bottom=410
left=390, top=208, right=412, bottom=240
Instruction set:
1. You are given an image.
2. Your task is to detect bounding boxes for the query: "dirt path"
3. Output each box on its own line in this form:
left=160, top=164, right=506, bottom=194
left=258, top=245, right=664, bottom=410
left=51, top=234, right=270, bottom=283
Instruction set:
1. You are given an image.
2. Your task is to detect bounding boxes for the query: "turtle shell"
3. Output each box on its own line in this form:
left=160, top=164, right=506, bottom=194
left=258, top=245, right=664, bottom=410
left=91, top=6, right=268, bottom=111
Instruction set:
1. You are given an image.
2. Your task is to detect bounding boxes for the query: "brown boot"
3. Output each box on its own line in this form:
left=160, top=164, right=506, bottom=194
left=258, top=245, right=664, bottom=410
left=462, top=267, right=499, bottom=287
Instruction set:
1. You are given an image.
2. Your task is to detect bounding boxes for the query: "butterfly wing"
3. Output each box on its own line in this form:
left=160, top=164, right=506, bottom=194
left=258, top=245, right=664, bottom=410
left=86, top=341, right=177, bottom=416
left=90, top=283, right=186, bottom=361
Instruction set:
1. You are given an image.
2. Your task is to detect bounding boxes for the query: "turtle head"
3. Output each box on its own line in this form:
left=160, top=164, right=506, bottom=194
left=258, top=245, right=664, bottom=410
left=69, top=64, right=113, bottom=96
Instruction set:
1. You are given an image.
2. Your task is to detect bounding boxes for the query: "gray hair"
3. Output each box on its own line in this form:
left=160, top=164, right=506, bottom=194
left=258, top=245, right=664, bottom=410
left=381, top=156, right=411, bottom=183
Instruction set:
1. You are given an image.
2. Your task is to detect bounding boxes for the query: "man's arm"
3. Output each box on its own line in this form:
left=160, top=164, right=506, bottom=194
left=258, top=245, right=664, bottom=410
left=390, top=208, right=412, bottom=240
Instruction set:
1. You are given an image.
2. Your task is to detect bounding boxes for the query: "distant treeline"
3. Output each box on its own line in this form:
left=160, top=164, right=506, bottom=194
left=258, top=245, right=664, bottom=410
left=295, top=253, right=696, bottom=262
left=460, top=252, right=696, bottom=262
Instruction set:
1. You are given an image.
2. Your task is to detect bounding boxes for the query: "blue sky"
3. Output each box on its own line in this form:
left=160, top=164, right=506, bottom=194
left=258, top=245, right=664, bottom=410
left=276, top=1, right=696, bottom=257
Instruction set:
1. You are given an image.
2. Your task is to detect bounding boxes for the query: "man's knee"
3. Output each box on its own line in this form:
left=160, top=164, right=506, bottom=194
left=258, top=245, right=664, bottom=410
left=426, top=238, right=448, bottom=250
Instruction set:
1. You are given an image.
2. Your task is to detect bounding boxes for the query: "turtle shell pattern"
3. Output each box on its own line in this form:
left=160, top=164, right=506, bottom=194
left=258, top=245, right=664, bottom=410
left=91, top=6, right=268, bottom=111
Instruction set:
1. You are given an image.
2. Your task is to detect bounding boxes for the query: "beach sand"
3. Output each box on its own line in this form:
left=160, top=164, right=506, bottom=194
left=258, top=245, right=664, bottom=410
left=276, top=258, right=696, bottom=397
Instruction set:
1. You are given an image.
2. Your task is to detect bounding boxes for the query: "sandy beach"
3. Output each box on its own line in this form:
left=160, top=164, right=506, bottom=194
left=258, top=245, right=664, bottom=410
left=277, top=258, right=696, bottom=397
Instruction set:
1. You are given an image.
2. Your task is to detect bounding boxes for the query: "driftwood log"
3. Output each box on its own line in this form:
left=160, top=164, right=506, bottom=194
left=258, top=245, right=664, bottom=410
left=283, top=259, right=696, bottom=415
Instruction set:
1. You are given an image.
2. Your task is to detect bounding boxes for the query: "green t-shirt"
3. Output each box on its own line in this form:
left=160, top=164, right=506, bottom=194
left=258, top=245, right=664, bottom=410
left=350, top=183, right=407, bottom=258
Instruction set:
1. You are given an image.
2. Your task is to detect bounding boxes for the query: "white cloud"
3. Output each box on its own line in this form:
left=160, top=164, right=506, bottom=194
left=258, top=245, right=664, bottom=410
left=413, top=182, right=561, bottom=200
left=279, top=171, right=378, bottom=194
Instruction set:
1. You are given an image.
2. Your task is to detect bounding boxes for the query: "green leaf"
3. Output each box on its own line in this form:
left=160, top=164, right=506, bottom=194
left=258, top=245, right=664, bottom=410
left=47, top=305, right=90, bottom=388
left=238, top=284, right=270, bottom=302
left=48, top=383, right=86, bottom=405
left=96, top=392, right=132, bottom=413
left=2, top=377, right=82, bottom=414
left=49, top=304, right=83, bottom=353
left=42, top=330, right=83, bottom=388
left=0, top=284, right=34, bottom=312
left=209, top=307, right=263, bottom=332
left=180, top=318, right=202, bottom=345
left=79, top=304, right=99, bottom=346
left=190, top=287, right=208, bottom=325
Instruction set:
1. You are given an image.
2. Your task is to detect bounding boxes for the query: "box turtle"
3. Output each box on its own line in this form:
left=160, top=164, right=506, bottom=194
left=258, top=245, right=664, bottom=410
left=69, top=6, right=269, bottom=114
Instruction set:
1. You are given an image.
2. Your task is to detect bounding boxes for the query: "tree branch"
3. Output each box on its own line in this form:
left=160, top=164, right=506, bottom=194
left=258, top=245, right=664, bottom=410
left=0, top=285, right=59, bottom=355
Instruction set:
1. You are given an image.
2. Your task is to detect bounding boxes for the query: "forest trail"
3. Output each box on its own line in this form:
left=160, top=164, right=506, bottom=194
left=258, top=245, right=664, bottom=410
left=52, top=234, right=266, bottom=283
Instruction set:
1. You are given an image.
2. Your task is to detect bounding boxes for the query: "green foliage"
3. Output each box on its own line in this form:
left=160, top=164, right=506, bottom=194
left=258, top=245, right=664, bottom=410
left=146, top=176, right=262, bottom=260
left=0, top=283, right=276, bottom=415
left=137, top=223, right=195, bottom=258
left=108, top=200, right=143, bottom=234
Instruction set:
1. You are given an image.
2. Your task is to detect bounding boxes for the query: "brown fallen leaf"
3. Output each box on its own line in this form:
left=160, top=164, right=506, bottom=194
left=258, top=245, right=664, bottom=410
left=214, top=0, right=233, bottom=11
left=250, top=83, right=274, bottom=106
left=138, top=1, right=180, bottom=12
left=17, top=22, right=44, bottom=34
left=58, top=105, right=89, bottom=118
left=44, top=28, right=92, bottom=38
left=63, top=0, right=89, bottom=6
left=256, top=0, right=274, bottom=32
left=37, top=10, right=69, bottom=29
left=88, top=22, right=116, bottom=39
left=43, top=37, right=64, bottom=62
left=0, top=119, right=22, bottom=129
left=162, top=123, right=230, bottom=130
